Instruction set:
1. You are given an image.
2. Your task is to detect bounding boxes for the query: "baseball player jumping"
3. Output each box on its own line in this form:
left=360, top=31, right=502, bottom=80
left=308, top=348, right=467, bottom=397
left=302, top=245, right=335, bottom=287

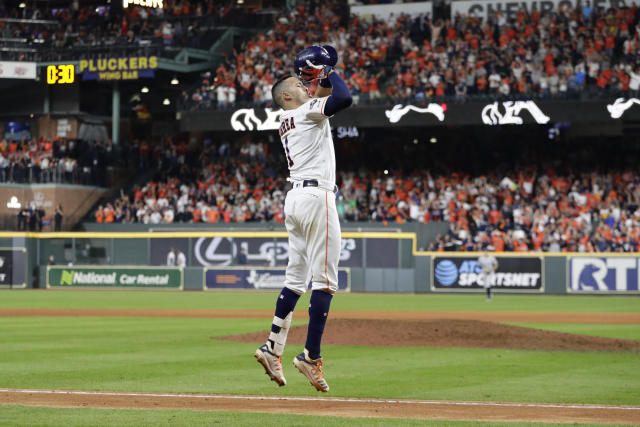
left=478, top=250, right=499, bottom=301
left=254, top=45, right=351, bottom=393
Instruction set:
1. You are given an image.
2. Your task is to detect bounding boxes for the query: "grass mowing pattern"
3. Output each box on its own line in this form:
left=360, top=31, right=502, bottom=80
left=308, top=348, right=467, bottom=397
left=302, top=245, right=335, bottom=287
left=1, top=405, right=621, bottom=427
left=1, top=316, right=639, bottom=405
left=1, top=291, right=639, bottom=313
left=508, top=323, right=640, bottom=341
left=1, top=291, right=639, bottom=425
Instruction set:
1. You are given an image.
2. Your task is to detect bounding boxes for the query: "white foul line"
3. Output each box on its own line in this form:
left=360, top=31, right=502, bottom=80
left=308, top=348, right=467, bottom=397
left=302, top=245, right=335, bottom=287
left=0, top=389, right=639, bottom=411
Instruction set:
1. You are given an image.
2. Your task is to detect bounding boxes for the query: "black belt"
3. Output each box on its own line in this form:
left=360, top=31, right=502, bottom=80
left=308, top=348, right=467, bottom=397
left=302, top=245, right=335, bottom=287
left=302, top=179, right=318, bottom=188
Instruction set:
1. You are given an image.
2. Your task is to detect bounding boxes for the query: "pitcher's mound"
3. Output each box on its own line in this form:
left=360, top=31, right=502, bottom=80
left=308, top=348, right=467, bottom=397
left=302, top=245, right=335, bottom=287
left=218, top=319, right=640, bottom=352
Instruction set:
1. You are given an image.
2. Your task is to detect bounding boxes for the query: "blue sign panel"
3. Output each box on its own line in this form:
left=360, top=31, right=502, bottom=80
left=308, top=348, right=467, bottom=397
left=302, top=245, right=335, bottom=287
left=204, top=267, right=350, bottom=291
left=569, top=257, right=639, bottom=292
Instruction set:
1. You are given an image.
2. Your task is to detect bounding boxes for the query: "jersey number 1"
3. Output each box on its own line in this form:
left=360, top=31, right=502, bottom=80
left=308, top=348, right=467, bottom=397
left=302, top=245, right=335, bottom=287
left=283, top=137, right=294, bottom=167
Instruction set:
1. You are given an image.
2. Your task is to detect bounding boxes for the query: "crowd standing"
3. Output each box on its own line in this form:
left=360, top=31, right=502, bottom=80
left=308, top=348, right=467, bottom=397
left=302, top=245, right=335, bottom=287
left=93, top=137, right=640, bottom=253
left=183, top=0, right=640, bottom=110
left=0, top=0, right=268, bottom=61
left=0, top=137, right=113, bottom=186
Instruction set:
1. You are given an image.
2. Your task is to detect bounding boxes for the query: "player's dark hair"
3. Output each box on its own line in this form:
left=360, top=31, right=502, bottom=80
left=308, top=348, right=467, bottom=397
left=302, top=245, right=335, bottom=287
left=271, top=75, right=294, bottom=108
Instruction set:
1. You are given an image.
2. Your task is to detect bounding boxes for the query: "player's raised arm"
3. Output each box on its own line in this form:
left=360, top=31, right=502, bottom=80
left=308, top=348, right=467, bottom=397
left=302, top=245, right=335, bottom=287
left=321, top=69, right=352, bottom=116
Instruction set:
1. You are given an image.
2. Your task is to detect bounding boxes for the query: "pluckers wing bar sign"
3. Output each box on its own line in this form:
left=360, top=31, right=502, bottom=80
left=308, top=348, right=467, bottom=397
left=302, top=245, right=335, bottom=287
left=80, top=56, right=158, bottom=81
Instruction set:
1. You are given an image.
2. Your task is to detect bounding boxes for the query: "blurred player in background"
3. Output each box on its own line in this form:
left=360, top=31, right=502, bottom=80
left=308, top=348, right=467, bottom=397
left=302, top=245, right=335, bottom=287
left=478, top=250, right=498, bottom=301
left=255, top=45, right=351, bottom=393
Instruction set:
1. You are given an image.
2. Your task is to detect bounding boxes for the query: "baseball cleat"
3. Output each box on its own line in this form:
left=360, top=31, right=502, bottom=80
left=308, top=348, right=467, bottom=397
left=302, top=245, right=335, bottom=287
left=293, top=351, right=329, bottom=392
left=255, top=344, right=286, bottom=386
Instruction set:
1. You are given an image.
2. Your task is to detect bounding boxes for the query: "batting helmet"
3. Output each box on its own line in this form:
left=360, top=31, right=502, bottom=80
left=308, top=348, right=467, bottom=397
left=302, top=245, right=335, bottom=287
left=294, top=45, right=332, bottom=81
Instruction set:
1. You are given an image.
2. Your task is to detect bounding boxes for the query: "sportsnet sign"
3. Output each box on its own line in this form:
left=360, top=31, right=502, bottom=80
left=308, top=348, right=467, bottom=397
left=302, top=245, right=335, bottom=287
left=569, top=257, right=640, bottom=293
left=47, top=266, right=182, bottom=289
left=204, top=267, right=350, bottom=292
left=432, top=256, right=543, bottom=292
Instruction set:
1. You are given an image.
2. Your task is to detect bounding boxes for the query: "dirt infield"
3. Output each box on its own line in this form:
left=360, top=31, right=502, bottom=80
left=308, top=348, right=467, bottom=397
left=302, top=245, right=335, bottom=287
left=1, top=389, right=639, bottom=424
left=220, top=318, right=640, bottom=352
left=2, top=308, right=640, bottom=324
left=2, top=308, right=640, bottom=423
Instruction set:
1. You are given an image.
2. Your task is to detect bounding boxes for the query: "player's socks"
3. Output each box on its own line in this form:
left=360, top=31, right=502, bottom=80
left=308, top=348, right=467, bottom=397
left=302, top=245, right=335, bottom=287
left=305, top=290, right=333, bottom=360
left=267, top=287, right=300, bottom=354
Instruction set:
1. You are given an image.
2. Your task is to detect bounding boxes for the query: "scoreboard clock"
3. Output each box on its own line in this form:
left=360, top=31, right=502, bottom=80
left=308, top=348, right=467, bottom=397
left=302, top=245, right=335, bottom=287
left=46, top=64, right=75, bottom=85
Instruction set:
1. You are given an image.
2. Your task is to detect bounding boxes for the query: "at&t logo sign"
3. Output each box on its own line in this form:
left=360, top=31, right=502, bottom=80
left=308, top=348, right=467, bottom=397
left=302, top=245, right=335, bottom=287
left=434, top=260, right=458, bottom=286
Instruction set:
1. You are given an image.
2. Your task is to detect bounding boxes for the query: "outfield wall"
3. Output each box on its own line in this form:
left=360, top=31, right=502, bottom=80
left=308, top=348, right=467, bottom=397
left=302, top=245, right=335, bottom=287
left=1, top=231, right=638, bottom=294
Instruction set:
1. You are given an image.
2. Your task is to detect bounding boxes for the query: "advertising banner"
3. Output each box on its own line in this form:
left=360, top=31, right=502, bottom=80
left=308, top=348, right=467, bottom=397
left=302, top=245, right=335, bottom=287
left=80, top=56, right=158, bottom=81
left=568, top=257, right=640, bottom=293
left=181, top=99, right=640, bottom=132
left=351, top=2, right=433, bottom=19
left=0, top=61, right=36, bottom=80
left=204, top=267, right=351, bottom=291
left=0, top=248, right=26, bottom=288
left=452, top=0, right=640, bottom=22
left=47, top=266, right=183, bottom=289
left=432, top=256, right=543, bottom=291
left=150, top=236, right=398, bottom=268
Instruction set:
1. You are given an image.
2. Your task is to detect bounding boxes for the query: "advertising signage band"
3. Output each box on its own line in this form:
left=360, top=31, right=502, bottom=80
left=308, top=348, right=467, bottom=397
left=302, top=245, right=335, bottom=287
left=80, top=56, right=158, bottom=81
left=47, top=266, right=182, bottom=289
left=452, top=0, right=640, bottom=22
left=432, top=256, right=543, bottom=292
left=569, top=257, right=640, bottom=293
left=204, top=267, right=351, bottom=291
left=150, top=236, right=399, bottom=268
left=182, top=99, right=640, bottom=133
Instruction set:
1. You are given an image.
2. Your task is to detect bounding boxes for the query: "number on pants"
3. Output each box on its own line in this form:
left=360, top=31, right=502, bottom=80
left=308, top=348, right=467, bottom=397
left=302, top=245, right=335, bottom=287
left=283, top=137, right=294, bottom=167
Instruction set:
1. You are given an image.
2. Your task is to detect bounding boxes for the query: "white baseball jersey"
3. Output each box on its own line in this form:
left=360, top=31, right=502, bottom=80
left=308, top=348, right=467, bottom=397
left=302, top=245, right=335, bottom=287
left=278, top=96, right=336, bottom=188
left=478, top=255, right=498, bottom=273
left=478, top=255, right=498, bottom=288
left=278, top=95, right=340, bottom=294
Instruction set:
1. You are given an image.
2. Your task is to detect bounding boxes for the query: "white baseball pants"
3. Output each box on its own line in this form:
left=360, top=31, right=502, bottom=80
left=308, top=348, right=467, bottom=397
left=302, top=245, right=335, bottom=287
left=283, top=186, right=340, bottom=294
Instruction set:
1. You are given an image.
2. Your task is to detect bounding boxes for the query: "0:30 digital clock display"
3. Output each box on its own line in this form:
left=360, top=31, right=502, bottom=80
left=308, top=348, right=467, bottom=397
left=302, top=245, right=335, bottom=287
left=46, top=64, right=75, bottom=85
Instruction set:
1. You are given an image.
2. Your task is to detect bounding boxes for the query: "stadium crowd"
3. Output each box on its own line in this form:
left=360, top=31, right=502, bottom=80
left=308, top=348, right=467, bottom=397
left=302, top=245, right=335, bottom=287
left=182, top=0, right=640, bottom=110
left=0, top=137, right=114, bottom=186
left=0, top=0, right=269, bottom=61
left=93, top=137, right=640, bottom=253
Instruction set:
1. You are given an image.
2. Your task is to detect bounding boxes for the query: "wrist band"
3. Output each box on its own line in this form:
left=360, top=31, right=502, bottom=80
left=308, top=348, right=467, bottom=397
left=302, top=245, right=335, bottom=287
left=319, top=78, right=332, bottom=88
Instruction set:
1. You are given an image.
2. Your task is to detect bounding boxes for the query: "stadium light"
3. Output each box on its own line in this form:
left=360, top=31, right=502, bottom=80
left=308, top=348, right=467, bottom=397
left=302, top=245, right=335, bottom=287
left=171, top=76, right=179, bottom=85
left=430, top=137, right=437, bottom=144
left=162, top=98, right=170, bottom=106
left=141, top=86, right=149, bottom=93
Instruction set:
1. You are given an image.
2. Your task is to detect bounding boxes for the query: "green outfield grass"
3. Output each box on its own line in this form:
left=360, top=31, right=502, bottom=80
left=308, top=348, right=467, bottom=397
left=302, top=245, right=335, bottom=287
left=0, top=406, right=621, bottom=427
left=1, top=316, right=638, bottom=404
left=509, top=323, right=640, bottom=341
left=1, top=291, right=639, bottom=426
left=1, top=290, right=639, bottom=313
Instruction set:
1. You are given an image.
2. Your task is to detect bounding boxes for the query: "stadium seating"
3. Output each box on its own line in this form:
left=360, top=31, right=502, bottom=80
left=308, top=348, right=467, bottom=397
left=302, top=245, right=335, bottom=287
left=92, top=136, right=640, bottom=253
left=182, top=2, right=640, bottom=110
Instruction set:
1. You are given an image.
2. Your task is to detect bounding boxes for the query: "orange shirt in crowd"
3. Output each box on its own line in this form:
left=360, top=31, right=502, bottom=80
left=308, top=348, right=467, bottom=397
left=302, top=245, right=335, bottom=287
left=206, top=208, right=220, bottom=223
left=104, top=208, right=114, bottom=223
